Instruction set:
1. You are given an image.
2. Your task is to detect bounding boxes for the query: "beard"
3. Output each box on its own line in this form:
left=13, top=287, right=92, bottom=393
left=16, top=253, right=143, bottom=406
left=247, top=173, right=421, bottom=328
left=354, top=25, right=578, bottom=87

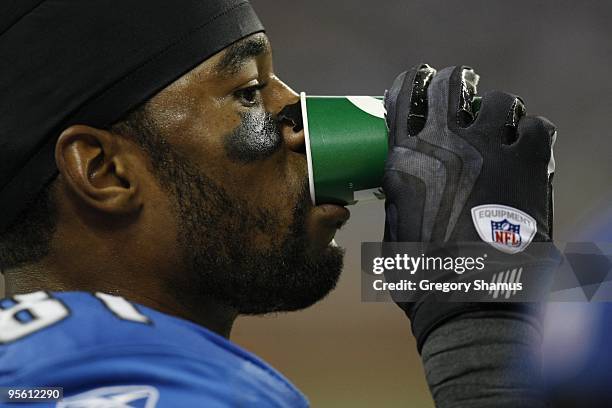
left=150, top=113, right=344, bottom=315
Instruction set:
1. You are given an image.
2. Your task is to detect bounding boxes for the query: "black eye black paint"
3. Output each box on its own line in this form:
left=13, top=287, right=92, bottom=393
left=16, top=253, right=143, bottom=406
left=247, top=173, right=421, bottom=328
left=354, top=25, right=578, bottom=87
left=224, top=109, right=282, bottom=163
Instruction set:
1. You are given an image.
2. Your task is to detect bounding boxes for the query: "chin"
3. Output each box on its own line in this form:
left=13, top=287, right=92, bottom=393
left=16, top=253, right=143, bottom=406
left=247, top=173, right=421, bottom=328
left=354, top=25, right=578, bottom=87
left=237, top=245, right=345, bottom=315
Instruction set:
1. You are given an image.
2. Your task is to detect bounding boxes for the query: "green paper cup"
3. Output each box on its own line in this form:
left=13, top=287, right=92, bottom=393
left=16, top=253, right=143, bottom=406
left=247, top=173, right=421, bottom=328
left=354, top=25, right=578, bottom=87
left=300, top=93, right=388, bottom=206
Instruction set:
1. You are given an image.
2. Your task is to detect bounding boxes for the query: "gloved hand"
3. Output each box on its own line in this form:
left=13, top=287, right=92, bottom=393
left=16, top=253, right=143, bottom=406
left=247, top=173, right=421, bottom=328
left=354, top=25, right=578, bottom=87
left=382, top=64, right=557, bottom=350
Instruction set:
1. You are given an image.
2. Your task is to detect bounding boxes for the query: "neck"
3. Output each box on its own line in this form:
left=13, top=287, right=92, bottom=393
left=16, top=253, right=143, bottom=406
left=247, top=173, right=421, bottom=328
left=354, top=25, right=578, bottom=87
left=126, top=287, right=239, bottom=338
left=3, top=263, right=238, bottom=339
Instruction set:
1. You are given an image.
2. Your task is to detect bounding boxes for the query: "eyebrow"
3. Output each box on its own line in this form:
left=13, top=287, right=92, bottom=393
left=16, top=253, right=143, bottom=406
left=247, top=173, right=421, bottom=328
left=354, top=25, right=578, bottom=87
left=214, top=36, right=269, bottom=76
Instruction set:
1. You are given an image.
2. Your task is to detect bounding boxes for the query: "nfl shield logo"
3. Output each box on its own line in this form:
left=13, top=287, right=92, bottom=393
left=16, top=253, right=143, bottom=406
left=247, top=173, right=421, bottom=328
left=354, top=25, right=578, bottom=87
left=471, top=204, right=536, bottom=254
left=491, top=219, right=521, bottom=247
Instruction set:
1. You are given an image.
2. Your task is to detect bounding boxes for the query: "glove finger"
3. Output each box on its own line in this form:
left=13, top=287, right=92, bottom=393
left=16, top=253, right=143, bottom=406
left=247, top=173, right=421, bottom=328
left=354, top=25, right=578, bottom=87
left=384, top=63, right=436, bottom=146
left=515, top=115, right=556, bottom=240
left=429, top=65, right=479, bottom=130
left=514, top=115, right=557, bottom=165
left=384, top=70, right=407, bottom=146
left=471, top=90, right=525, bottom=145
left=407, top=65, right=436, bottom=137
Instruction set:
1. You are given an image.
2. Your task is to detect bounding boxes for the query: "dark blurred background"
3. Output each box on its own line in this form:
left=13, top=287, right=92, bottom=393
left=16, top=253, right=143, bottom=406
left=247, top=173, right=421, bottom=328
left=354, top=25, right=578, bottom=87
left=1, top=1, right=610, bottom=406
left=233, top=1, right=612, bottom=406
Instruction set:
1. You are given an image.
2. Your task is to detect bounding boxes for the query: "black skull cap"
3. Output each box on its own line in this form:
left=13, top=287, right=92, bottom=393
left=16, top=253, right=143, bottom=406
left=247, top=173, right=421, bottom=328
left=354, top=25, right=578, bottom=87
left=0, top=0, right=264, bottom=231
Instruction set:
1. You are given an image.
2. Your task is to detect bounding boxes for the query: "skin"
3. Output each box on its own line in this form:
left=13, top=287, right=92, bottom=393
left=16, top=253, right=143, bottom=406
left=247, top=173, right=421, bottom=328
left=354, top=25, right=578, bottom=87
left=4, top=33, right=350, bottom=338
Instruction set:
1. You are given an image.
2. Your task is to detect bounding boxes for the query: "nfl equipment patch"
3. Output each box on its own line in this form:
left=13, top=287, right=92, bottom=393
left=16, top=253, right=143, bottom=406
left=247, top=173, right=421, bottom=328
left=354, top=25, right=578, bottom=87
left=471, top=204, right=537, bottom=254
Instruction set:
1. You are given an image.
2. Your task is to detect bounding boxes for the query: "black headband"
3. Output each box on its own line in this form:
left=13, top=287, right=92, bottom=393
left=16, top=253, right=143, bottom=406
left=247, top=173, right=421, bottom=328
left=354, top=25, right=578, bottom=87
left=0, top=0, right=264, bottom=231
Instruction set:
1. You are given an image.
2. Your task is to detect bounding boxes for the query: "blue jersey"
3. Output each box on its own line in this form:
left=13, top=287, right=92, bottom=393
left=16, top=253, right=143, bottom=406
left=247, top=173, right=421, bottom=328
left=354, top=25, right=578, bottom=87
left=0, top=291, right=308, bottom=407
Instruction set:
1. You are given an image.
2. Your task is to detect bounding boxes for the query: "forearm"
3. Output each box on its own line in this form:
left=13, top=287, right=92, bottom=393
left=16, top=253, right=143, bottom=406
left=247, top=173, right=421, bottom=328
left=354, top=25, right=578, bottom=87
left=420, top=311, right=546, bottom=408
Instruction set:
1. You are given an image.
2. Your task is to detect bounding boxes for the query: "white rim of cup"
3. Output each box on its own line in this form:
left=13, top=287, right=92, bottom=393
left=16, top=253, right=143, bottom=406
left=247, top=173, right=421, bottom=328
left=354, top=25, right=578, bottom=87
left=300, top=92, right=317, bottom=205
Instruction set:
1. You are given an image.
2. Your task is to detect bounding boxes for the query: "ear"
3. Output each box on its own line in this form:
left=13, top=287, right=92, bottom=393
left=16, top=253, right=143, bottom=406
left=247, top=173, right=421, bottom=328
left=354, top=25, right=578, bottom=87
left=55, top=124, right=142, bottom=215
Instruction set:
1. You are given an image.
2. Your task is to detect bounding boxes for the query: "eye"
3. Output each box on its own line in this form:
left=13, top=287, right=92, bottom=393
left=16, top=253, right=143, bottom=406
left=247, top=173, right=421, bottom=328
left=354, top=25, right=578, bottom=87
left=234, top=82, right=267, bottom=107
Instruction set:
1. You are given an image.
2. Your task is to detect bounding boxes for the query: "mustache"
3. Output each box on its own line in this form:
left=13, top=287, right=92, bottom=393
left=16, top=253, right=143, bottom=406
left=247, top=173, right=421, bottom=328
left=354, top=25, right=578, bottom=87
left=224, top=110, right=283, bottom=163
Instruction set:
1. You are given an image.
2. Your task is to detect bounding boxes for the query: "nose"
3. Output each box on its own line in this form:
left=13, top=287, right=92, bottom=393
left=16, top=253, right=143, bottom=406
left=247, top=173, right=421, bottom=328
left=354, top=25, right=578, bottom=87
left=278, top=101, right=305, bottom=154
left=267, top=75, right=305, bottom=154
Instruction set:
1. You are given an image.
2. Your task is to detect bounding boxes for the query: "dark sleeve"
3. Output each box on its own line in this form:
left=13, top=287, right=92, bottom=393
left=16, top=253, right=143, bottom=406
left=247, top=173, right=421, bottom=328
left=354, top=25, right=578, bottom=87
left=420, top=311, right=547, bottom=408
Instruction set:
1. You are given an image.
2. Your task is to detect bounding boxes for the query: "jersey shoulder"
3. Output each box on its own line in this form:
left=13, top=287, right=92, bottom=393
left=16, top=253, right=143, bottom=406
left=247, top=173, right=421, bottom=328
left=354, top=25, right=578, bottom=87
left=0, top=291, right=187, bottom=358
left=0, top=291, right=308, bottom=407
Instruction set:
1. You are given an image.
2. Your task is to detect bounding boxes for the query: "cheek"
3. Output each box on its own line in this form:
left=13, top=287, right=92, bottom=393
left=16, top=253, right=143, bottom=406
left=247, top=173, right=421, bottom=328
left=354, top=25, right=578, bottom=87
left=160, top=102, right=308, bottom=242
left=224, top=109, right=282, bottom=163
left=139, top=172, right=182, bottom=269
left=187, top=107, right=303, bottom=205
left=245, top=187, right=302, bottom=250
left=222, top=154, right=308, bottom=251
left=250, top=156, right=308, bottom=228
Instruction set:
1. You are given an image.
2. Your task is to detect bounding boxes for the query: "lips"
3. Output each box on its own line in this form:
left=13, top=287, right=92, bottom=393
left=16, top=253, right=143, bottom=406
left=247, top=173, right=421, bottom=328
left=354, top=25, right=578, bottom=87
left=306, top=203, right=350, bottom=250
left=312, top=203, right=351, bottom=229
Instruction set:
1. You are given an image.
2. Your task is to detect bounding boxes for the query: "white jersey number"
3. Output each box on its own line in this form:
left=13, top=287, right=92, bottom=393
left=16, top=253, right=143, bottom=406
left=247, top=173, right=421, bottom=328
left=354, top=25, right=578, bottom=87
left=94, top=292, right=150, bottom=324
left=0, top=291, right=69, bottom=344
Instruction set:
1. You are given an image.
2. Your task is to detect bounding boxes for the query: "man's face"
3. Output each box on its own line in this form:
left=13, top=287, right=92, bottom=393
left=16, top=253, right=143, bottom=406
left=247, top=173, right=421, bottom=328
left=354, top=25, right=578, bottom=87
left=137, top=33, right=349, bottom=314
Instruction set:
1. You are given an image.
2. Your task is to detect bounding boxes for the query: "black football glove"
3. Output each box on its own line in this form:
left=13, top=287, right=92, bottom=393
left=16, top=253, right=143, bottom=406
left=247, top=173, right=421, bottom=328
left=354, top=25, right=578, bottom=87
left=382, top=64, right=556, bottom=350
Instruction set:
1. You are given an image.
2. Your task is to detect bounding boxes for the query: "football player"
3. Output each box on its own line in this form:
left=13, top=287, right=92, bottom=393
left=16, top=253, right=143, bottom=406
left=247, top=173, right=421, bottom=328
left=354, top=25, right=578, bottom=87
left=0, top=1, right=555, bottom=406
